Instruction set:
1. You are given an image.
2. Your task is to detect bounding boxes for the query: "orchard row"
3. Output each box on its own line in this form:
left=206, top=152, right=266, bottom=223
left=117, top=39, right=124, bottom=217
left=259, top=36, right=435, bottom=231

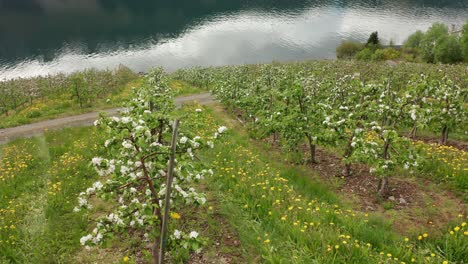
left=174, top=61, right=467, bottom=196
left=0, top=66, right=137, bottom=116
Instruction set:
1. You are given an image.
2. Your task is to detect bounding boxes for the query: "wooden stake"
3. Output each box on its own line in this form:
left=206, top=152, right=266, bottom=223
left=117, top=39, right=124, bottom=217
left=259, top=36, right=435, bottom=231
left=158, top=120, right=180, bottom=264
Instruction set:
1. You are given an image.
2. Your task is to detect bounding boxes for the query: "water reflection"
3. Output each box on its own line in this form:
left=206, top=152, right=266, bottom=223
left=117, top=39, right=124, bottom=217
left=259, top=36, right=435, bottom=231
left=0, top=0, right=467, bottom=79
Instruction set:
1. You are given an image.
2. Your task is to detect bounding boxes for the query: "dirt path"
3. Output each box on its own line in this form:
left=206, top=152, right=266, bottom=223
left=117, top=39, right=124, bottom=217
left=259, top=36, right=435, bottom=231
left=0, top=93, right=214, bottom=144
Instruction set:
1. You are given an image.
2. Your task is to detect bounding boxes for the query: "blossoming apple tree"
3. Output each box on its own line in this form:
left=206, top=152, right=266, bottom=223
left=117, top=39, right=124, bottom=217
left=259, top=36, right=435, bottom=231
left=74, top=68, right=227, bottom=263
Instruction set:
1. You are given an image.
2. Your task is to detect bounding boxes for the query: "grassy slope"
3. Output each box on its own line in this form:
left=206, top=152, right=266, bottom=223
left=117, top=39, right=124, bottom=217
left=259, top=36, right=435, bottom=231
left=0, top=79, right=140, bottom=129
left=195, top=103, right=467, bottom=264
left=0, top=94, right=466, bottom=263
left=0, top=127, right=109, bottom=263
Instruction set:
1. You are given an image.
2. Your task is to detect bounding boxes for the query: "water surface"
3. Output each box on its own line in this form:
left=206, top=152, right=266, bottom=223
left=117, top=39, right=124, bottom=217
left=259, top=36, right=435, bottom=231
left=0, top=0, right=467, bottom=79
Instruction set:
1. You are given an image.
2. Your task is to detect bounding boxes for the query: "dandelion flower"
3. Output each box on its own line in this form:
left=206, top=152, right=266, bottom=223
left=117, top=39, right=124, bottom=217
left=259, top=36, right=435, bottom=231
left=170, top=212, right=181, bottom=220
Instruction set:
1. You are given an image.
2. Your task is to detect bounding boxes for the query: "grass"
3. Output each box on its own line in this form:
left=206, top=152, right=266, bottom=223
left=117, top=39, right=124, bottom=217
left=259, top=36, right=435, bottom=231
left=413, top=141, right=468, bottom=200
left=411, top=128, right=468, bottom=143
left=0, top=127, right=109, bottom=263
left=170, top=80, right=207, bottom=97
left=190, top=103, right=467, bottom=264
left=0, top=78, right=141, bottom=129
left=0, top=100, right=466, bottom=263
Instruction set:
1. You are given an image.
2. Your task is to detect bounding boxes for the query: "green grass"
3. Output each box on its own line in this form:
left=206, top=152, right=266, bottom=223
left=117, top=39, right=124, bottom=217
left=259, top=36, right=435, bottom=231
left=170, top=79, right=207, bottom=97
left=411, top=141, right=468, bottom=201
left=0, top=127, right=109, bottom=263
left=0, top=101, right=466, bottom=264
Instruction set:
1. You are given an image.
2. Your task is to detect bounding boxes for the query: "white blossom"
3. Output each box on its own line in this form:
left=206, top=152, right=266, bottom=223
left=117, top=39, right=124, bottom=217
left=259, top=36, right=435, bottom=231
left=122, top=140, right=133, bottom=149
left=217, top=126, right=228, bottom=134
left=180, top=136, right=188, bottom=144
left=174, top=229, right=182, bottom=239
left=104, top=139, right=112, bottom=147
left=80, top=234, right=93, bottom=245
left=121, top=117, right=132, bottom=124
left=189, top=231, right=199, bottom=239
left=91, top=157, right=102, bottom=166
left=207, top=141, right=214, bottom=148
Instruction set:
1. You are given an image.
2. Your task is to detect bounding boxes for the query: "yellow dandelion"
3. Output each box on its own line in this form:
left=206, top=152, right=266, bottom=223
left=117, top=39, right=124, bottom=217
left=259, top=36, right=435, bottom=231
left=170, top=212, right=181, bottom=220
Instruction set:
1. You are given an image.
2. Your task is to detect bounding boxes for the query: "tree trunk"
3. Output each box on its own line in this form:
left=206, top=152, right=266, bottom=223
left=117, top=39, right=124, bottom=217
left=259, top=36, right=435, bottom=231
left=378, top=141, right=391, bottom=197
left=157, top=120, right=164, bottom=144
left=306, top=134, right=317, bottom=164
left=273, top=132, right=278, bottom=145
left=410, top=122, right=418, bottom=138
left=341, top=163, right=351, bottom=177
left=152, top=239, right=161, bottom=264
left=377, top=177, right=388, bottom=197
left=444, top=127, right=449, bottom=145
left=440, top=125, right=448, bottom=145
left=341, top=134, right=354, bottom=177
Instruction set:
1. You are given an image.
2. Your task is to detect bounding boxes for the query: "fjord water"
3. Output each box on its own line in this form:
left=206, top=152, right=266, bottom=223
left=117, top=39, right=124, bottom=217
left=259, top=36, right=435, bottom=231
left=0, top=0, right=467, bottom=79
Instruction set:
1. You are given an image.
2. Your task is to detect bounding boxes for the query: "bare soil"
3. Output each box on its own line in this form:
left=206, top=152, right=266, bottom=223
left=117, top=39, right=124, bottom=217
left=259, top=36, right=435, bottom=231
left=306, top=145, right=465, bottom=234
left=262, top=132, right=466, bottom=234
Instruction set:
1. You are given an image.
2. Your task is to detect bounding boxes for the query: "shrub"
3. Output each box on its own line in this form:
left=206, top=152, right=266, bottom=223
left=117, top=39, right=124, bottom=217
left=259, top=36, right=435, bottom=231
left=381, top=48, right=401, bottom=60
left=355, top=48, right=374, bottom=61
left=336, top=41, right=364, bottom=59
left=401, top=53, right=419, bottom=62
left=403, top=30, right=424, bottom=50
left=370, top=48, right=400, bottom=61
left=434, top=35, right=464, bottom=64
left=371, top=49, right=386, bottom=61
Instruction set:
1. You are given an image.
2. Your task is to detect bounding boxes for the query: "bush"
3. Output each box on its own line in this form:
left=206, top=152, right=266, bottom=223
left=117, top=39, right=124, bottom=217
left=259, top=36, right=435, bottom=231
left=371, top=49, right=386, bottom=61
left=381, top=48, right=401, bottom=60
left=434, top=35, right=464, bottom=64
left=420, top=23, right=449, bottom=63
left=336, top=41, right=364, bottom=59
left=401, top=53, right=420, bottom=62
left=370, top=48, right=401, bottom=61
left=355, top=48, right=374, bottom=61
left=403, top=30, right=424, bottom=50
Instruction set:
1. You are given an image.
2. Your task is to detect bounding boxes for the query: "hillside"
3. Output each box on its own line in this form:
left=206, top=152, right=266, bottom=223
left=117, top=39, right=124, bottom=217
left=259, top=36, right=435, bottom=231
left=0, top=61, right=467, bottom=264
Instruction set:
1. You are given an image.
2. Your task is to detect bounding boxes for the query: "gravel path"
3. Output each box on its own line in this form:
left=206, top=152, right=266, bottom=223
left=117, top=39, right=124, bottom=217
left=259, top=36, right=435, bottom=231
left=0, top=93, right=214, bottom=144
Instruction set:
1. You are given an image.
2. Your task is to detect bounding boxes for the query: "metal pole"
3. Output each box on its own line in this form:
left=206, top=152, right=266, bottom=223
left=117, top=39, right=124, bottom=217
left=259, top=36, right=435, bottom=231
left=158, top=119, right=179, bottom=264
